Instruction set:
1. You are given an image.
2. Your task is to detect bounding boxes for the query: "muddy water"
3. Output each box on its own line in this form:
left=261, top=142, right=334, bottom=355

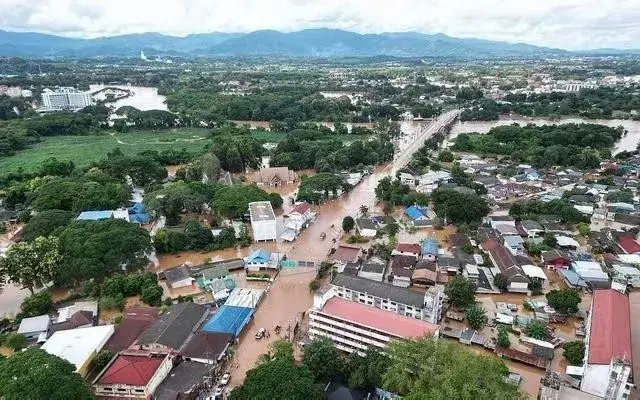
left=231, top=120, right=375, bottom=133
left=447, top=116, right=640, bottom=155
left=89, top=84, right=168, bottom=111
left=0, top=284, right=30, bottom=319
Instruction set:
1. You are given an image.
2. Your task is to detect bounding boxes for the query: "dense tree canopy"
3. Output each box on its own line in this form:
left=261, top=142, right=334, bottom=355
left=297, top=173, right=351, bottom=203
left=383, top=338, right=525, bottom=399
left=31, top=177, right=130, bottom=212
left=302, top=337, right=344, bottom=383
left=212, top=184, right=280, bottom=218
left=453, top=123, right=622, bottom=169
left=144, top=181, right=221, bottom=225
left=445, top=276, right=477, bottom=308
left=56, top=220, right=152, bottom=284
left=0, top=236, right=62, bottom=294
left=546, top=289, right=582, bottom=314
left=563, top=341, right=585, bottom=365
left=466, top=305, right=488, bottom=330
left=0, top=349, right=95, bottom=400
left=509, top=199, right=588, bottom=224
left=20, top=291, right=54, bottom=318
left=92, top=148, right=168, bottom=187
left=21, top=210, right=74, bottom=242
left=431, top=188, right=489, bottom=224
left=230, top=340, right=323, bottom=400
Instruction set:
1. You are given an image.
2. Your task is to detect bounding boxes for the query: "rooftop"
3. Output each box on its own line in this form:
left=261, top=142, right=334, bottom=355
left=332, top=273, right=425, bottom=308
left=104, top=306, right=158, bottom=353
left=248, top=201, right=276, bottom=221
left=481, top=239, right=530, bottom=284
left=42, top=325, right=114, bottom=372
left=153, top=361, right=209, bottom=400
left=319, top=297, right=438, bottom=339
left=588, top=289, right=631, bottom=365
left=395, top=243, right=421, bottom=254
left=331, top=245, right=361, bottom=263
left=164, top=265, right=192, bottom=284
left=180, top=331, right=232, bottom=360
left=96, top=353, right=166, bottom=386
left=290, top=202, right=311, bottom=215
left=137, top=303, right=206, bottom=350
left=618, top=236, right=640, bottom=254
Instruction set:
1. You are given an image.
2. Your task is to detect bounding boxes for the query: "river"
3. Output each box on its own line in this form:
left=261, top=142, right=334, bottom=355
left=89, top=84, right=168, bottom=111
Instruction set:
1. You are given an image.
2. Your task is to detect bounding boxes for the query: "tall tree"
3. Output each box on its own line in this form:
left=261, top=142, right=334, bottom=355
left=466, top=305, right=487, bottom=330
left=0, top=236, right=62, bottom=294
left=231, top=340, right=322, bottom=400
left=342, top=216, right=355, bottom=233
left=346, top=347, right=389, bottom=390
left=302, top=337, right=343, bottom=383
left=20, top=292, right=54, bottom=317
left=444, top=276, right=477, bottom=308
left=383, top=338, right=526, bottom=399
left=0, top=349, right=94, bottom=400
left=21, top=210, right=74, bottom=242
left=546, top=289, right=581, bottom=314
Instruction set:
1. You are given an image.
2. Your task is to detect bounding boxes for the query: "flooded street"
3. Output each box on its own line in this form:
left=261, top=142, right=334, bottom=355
left=447, top=115, right=640, bottom=154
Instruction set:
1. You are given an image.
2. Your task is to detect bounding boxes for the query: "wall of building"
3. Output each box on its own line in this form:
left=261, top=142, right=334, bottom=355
left=251, top=220, right=277, bottom=242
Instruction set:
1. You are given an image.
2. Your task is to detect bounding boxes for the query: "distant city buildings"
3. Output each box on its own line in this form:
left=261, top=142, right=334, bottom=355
left=41, top=87, right=92, bottom=110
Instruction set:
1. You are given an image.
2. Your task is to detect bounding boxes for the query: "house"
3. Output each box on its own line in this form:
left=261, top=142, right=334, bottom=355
left=153, top=361, right=210, bottom=400
left=164, top=265, right=194, bottom=289
left=328, top=273, right=443, bottom=323
left=463, top=264, right=480, bottom=283
left=521, top=265, right=548, bottom=286
left=421, top=237, right=438, bottom=262
left=503, top=235, right=525, bottom=256
left=51, top=310, right=95, bottom=333
left=41, top=325, right=115, bottom=376
left=249, top=201, right=277, bottom=242
left=520, top=220, right=544, bottom=237
left=180, top=331, right=233, bottom=364
left=487, top=215, right=516, bottom=229
left=330, top=246, right=361, bottom=270
left=572, top=261, right=610, bottom=288
left=540, top=249, right=571, bottom=269
left=93, top=353, right=174, bottom=398
left=481, top=239, right=530, bottom=293
left=390, top=255, right=416, bottom=288
left=252, top=167, right=297, bottom=186
left=581, top=290, right=633, bottom=399
left=392, top=243, right=421, bottom=259
left=285, top=202, right=314, bottom=235
left=355, top=218, right=378, bottom=237
left=438, top=256, right=460, bottom=275
left=136, top=303, right=207, bottom=353
left=617, top=236, right=640, bottom=255
left=104, top=306, right=158, bottom=353
left=76, top=209, right=130, bottom=222
left=245, top=248, right=281, bottom=271
left=555, top=235, right=581, bottom=250
left=0, top=210, right=18, bottom=227
left=357, top=259, right=387, bottom=282
left=127, top=202, right=151, bottom=224
left=399, top=172, right=416, bottom=185
left=495, top=224, right=519, bottom=236
left=405, top=206, right=429, bottom=221
left=17, top=315, right=50, bottom=341
left=558, top=268, right=588, bottom=291
left=309, top=295, right=439, bottom=354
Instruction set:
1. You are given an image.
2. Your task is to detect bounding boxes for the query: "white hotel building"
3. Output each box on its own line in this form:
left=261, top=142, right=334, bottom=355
left=41, top=87, right=92, bottom=110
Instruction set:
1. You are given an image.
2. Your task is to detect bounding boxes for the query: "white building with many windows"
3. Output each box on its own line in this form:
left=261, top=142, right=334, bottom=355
left=248, top=201, right=277, bottom=242
left=329, top=273, right=444, bottom=324
left=309, top=293, right=439, bottom=354
left=41, top=87, right=92, bottom=110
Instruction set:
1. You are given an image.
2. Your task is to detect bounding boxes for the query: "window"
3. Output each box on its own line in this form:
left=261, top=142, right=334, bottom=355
left=390, top=302, right=396, bottom=306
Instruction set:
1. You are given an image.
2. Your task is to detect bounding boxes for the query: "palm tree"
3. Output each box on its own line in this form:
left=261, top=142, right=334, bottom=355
left=359, top=205, right=369, bottom=216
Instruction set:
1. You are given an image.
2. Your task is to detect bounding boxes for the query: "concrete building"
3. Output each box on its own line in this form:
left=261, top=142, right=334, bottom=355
left=309, top=295, right=439, bottom=354
left=17, top=315, right=50, bottom=341
left=41, top=87, right=92, bottom=110
left=248, top=201, right=277, bottom=242
left=41, top=325, right=114, bottom=376
left=481, top=239, right=530, bottom=293
left=329, top=273, right=443, bottom=323
left=93, top=352, right=174, bottom=398
left=581, top=289, right=633, bottom=399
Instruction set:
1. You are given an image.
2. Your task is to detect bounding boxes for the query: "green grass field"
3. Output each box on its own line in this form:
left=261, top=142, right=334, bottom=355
left=0, top=128, right=372, bottom=173
left=0, top=128, right=213, bottom=173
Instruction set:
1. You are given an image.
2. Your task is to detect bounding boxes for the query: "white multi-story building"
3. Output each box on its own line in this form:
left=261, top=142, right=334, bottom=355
left=309, top=292, right=439, bottom=354
left=248, top=201, right=277, bottom=242
left=329, top=273, right=444, bottom=324
left=41, top=87, right=92, bottom=110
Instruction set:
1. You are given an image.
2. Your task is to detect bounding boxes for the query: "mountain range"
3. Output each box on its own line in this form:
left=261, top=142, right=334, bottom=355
left=0, top=28, right=633, bottom=58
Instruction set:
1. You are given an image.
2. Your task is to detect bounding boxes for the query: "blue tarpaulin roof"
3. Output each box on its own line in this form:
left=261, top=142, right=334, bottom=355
left=405, top=206, right=425, bottom=221
left=202, top=305, right=253, bottom=337
left=128, top=202, right=146, bottom=214
left=558, top=268, right=588, bottom=288
left=129, top=213, right=150, bottom=224
left=421, top=237, right=438, bottom=255
left=247, top=249, right=270, bottom=263
left=77, top=211, right=113, bottom=221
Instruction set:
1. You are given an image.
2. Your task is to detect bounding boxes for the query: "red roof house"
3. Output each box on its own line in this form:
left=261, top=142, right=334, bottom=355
left=394, top=243, right=422, bottom=257
left=587, top=289, right=631, bottom=365
left=104, top=306, right=159, bottom=353
left=617, top=237, right=640, bottom=255
left=290, top=202, right=311, bottom=215
left=93, top=352, right=173, bottom=397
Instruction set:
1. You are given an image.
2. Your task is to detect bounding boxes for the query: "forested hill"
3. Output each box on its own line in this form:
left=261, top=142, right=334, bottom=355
left=0, top=28, right=567, bottom=58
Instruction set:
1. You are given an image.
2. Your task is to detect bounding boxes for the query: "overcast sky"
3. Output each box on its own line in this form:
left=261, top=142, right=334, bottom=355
left=0, top=0, right=638, bottom=50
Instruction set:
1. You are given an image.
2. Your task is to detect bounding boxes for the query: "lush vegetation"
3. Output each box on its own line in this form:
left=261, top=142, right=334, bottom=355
left=297, top=173, right=351, bottom=203
left=546, top=289, right=582, bottom=314
left=453, top=123, right=623, bottom=168
left=563, top=341, right=585, bottom=365
left=509, top=199, right=589, bottom=224
left=466, top=305, right=488, bottom=330
left=445, top=276, right=477, bottom=308
left=431, top=188, right=490, bottom=224
left=0, top=349, right=95, bottom=400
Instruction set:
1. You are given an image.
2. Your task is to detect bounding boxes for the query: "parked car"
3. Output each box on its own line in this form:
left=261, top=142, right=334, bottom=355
left=219, top=373, right=230, bottom=386
left=255, top=328, right=265, bottom=339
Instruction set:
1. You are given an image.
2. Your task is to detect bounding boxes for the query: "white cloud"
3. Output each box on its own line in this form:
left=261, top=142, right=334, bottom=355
left=0, top=0, right=638, bottom=49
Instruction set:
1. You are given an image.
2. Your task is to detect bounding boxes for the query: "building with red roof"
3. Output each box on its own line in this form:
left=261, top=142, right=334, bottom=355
left=392, top=243, right=421, bottom=259
left=481, top=239, right=530, bottom=293
left=93, top=352, right=173, bottom=398
left=309, top=296, right=439, bottom=354
left=581, top=289, right=633, bottom=399
left=617, top=236, right=640, bottom=255
left=104, top=306, right=158, bottom=353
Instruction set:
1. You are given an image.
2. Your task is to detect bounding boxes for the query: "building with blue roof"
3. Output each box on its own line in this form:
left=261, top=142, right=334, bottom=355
left=202, top=305, right=253, bottom=338
left=405, top=206, right=427, bottom=221
left=127, top=202, right=150, bottom=224
left=76, top=209, right=130, bottom=222
left=421, top=237, right=439, bottom=262
left=245, top=248, right=282, bottom=272
left=558, top=268, right=588, bottom=290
